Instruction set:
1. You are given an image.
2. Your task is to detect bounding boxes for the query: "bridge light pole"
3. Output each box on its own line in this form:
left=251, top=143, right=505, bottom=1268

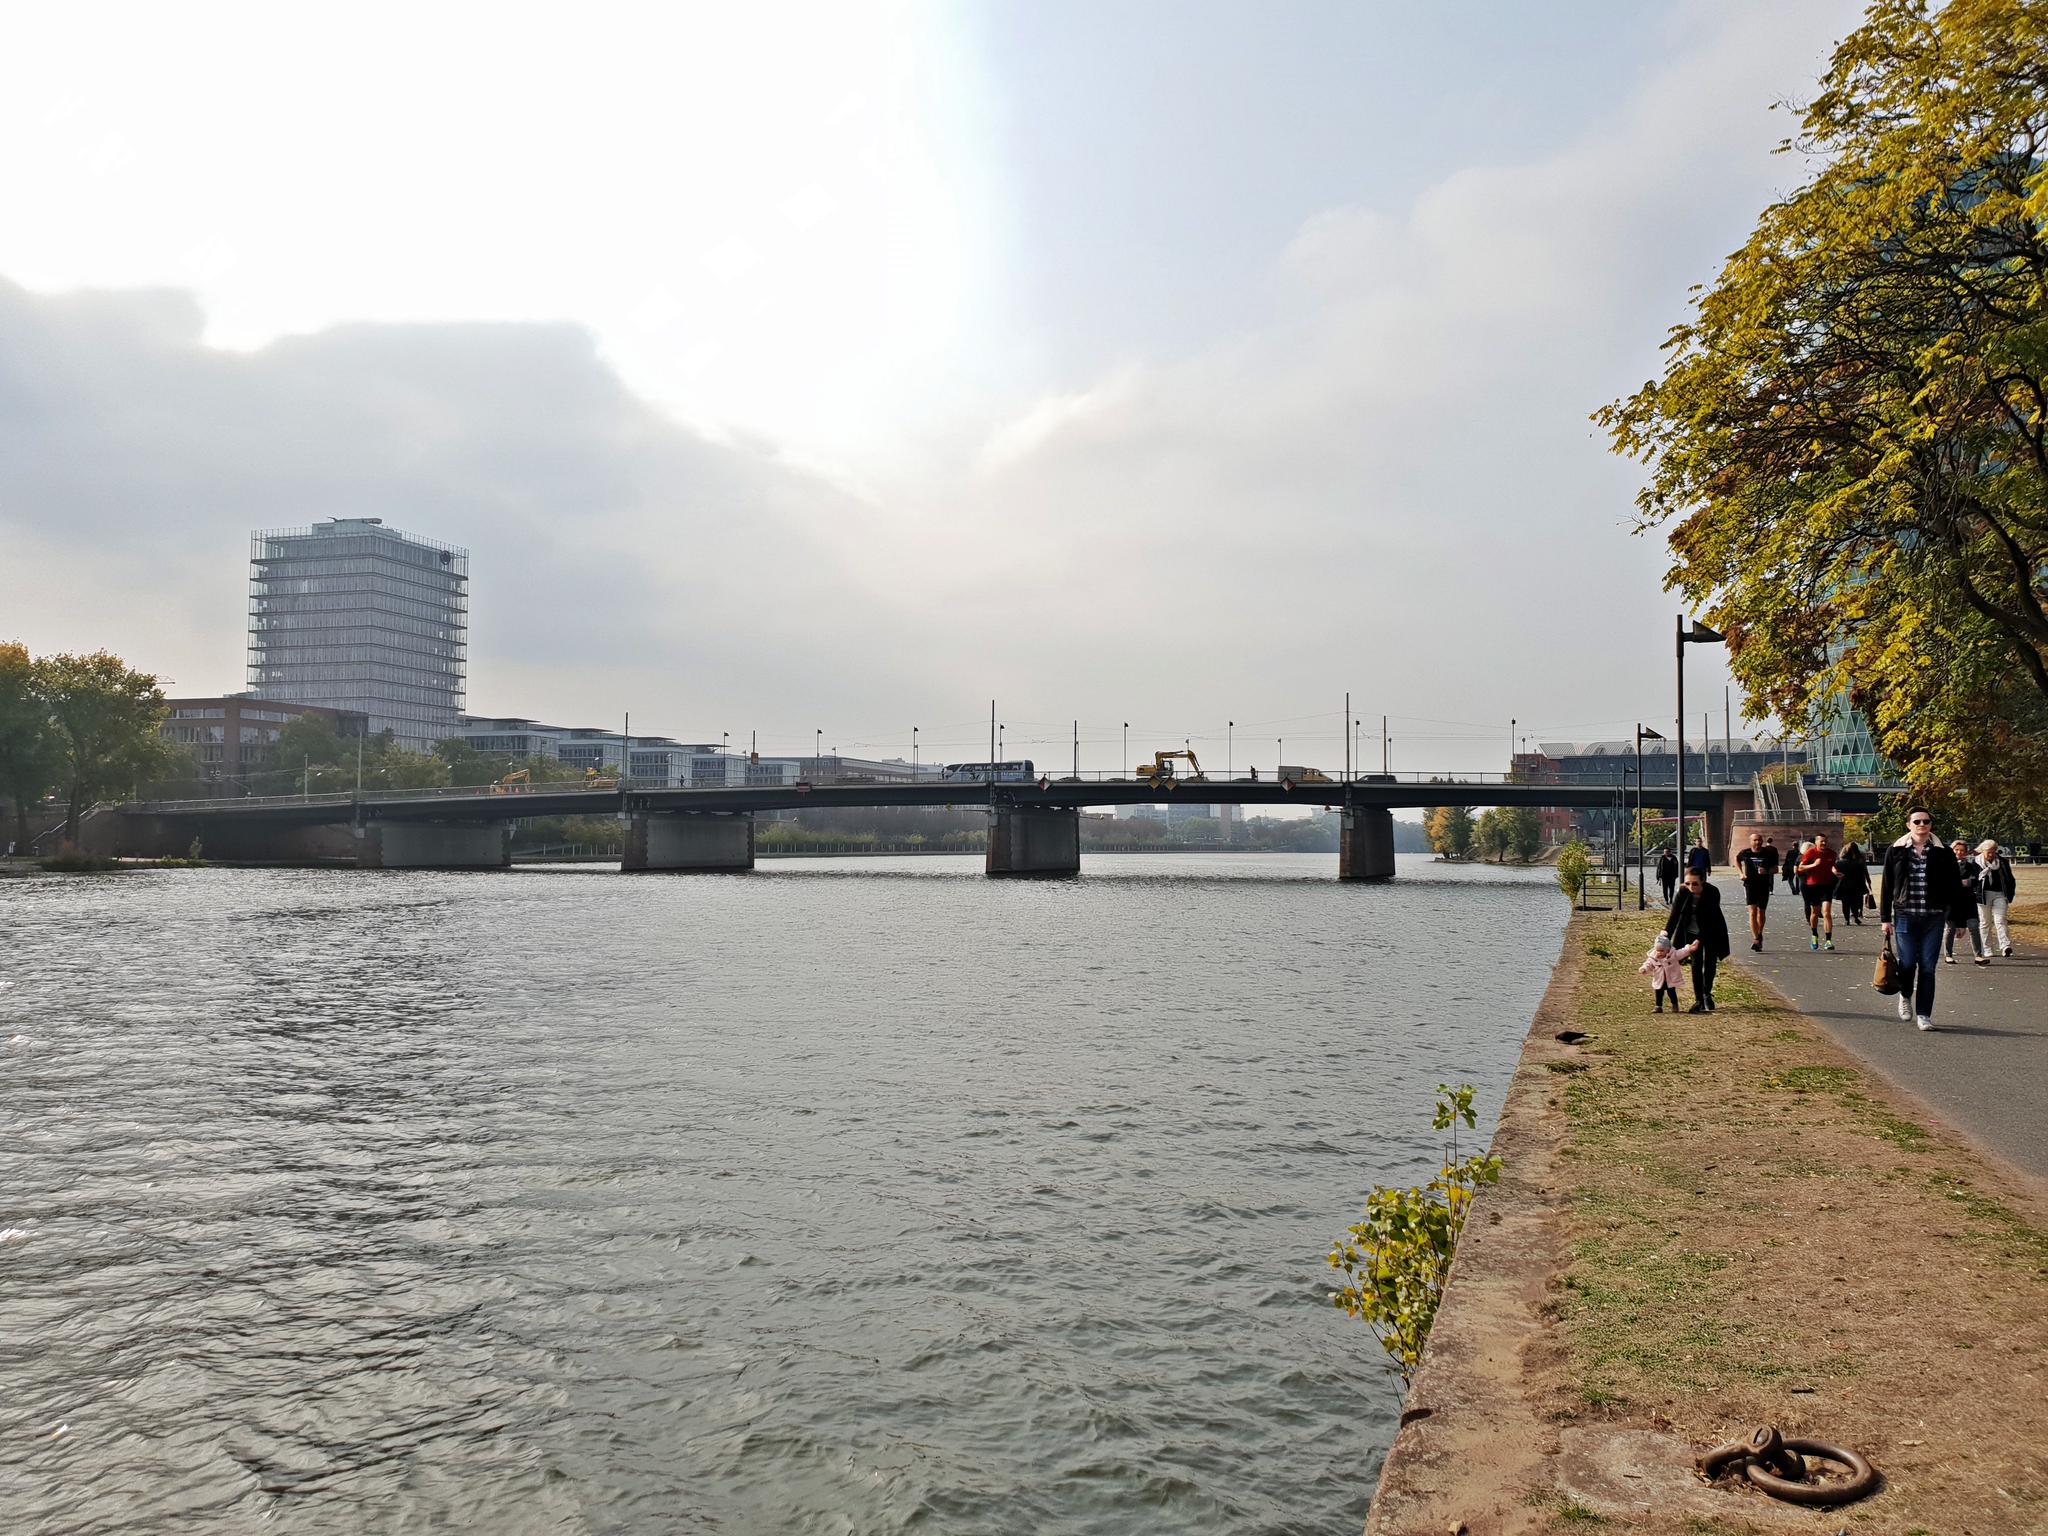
left=1228, top=721, right=1233, bottom=780
left=815, top=728, right=821, bottom=779
left=1676, top=617, right=1725, bottom=866
left=1634, top=724, right=1663, bottom=909
left=1122, top=722, right=1128, bottom=779
left=912, top=726, right=918, bottom=779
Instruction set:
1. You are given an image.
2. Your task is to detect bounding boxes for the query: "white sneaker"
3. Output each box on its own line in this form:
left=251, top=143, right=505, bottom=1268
left=1916, top=1015, right=1935, bottom=1032
left=1897, top=995, right=1912, bottom=1021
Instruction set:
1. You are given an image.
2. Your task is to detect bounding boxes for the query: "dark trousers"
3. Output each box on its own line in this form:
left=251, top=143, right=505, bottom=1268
left=1689, top=951, right=1718, bottom=1005
left=1894, top=910, right=1943, bottom=1018
left=1659, top=875, right=1676, bottom=904
left=1655, top=985, right=1679, bottom=1009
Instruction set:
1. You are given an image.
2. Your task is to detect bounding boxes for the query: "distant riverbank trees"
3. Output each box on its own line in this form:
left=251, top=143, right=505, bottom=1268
left=1599, top=0, right=2048, bottom=826
left=0, top=645, right=175, bottom=848
left=1424, top=805, right=1475, bottom=860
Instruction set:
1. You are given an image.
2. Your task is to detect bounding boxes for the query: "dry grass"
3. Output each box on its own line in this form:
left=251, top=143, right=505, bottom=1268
left=1537, top=908, right=2048, bottom=1534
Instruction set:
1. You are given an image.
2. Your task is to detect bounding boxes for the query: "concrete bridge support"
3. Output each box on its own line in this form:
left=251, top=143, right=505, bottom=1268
left=623, top=812, right=754, bottom=872
left=986, top=805, right=1080, bottom=877
left=360, top=821, right=511, bottom=870
left=1339, top=805, right=1397, bottom=881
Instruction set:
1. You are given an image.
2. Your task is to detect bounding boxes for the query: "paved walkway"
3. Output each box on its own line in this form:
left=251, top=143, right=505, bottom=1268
left=1702, top=877, right=2048, bottom=1183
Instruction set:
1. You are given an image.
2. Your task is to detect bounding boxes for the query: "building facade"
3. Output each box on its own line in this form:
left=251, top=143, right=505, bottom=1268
left=160, top=696, right=368, bottom=785
left=249, top=518, right=469, bottom=750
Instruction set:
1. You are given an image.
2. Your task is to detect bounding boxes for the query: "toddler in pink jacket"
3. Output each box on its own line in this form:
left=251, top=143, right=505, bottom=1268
left=1638, top=932, right=1697, bottom=1013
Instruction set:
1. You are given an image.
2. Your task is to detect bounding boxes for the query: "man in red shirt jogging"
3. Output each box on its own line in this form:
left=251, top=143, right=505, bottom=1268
left=1799, top=832, right=1839, bottom=951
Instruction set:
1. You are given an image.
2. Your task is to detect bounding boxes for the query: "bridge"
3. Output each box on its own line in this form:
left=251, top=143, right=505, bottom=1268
left=98, top=771, right=1900, bottom=879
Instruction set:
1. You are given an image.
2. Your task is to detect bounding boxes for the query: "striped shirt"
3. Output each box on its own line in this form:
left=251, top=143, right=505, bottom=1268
left=1898, top=843, right=1932, bottom=912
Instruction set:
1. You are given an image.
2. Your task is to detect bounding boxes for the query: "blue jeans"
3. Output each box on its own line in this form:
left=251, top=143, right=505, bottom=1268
left=1894, top=909, right=1944, bottom=1018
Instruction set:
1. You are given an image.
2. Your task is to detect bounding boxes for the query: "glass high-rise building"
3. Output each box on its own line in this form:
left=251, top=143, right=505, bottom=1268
left=248, top=518, right=469, bottom=750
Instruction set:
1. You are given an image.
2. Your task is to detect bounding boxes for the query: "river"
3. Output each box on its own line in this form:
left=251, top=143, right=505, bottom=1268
left=1, top=852, right=1561, bottom=1535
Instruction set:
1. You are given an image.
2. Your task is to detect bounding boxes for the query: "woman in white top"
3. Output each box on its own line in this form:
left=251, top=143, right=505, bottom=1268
left=1976, top=840, right=2018, bottom=958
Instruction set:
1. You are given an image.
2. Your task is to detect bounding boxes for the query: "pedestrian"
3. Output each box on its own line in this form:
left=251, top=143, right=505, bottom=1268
left=1656, top=845, right=1679, bottom=905
left=1686, top=837, right=1712, bottom=880
left=1637, top=931, right=1697, bottom=1013
left=1735, top=829, right=1777, bottom=952
left=1944, top=839, right=1987, bottom=965
left=1798, top=832, right=1839, bottom=951
left=1784, top=839, right=1807, bottom=897
left=1975, top=839, right=2018, bottom=957
left=1834, top=840, right=1871, bottom=925
left=1665, top=867, right=1730, bottom=1013
left=1880, top=807, right=1964, bottom=1033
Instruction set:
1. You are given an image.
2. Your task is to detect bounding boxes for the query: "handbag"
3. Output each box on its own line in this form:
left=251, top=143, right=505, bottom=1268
left=1872, top=938, right=1900, bottom=995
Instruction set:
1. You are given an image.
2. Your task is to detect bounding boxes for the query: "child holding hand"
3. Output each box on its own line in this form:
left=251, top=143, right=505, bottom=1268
left=1638, top=932, right=1696, bottom=1013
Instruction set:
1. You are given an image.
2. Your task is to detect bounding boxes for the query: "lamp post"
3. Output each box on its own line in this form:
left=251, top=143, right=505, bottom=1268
left=1634, top=724, right=1664, bottom=909
left=1228, top=721, right=1233, bottom=780
left=998, top=723, right=1005, bottom=761
left=912, top=726, right=919, bottom=778
left=1122, top=722, right=1128, bottom=778
left=1676, top=615, right=1725, bottom=867
left=815, top=728, right=821, bottom=779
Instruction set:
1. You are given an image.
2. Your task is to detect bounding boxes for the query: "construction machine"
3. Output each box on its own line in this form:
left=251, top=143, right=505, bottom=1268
left=1135, top=750, right=1205, bottom=787
left=488, top=768, right=533, bottom=795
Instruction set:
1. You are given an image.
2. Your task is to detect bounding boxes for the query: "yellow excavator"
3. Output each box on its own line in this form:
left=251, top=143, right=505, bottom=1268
left=1135, top=749, right=1205, bottom=787
left=488, top=768, right=532, bottom=795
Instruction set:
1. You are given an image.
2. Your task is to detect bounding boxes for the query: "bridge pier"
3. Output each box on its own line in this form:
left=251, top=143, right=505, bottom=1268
left=623, top=811, right=754, bottom=872
left=1338, top=805, right=1397, bottom=881
left=986, top=805, right=1080, bottom=877
left=361, top=821, right=511, bottom=870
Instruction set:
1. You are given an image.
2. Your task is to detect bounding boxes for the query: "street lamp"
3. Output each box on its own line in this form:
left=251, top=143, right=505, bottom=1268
left=998, top=723, right=1005, bottom=760
left=815, top=728, right=822, bottom=778
left=1676, top=616, right=1725, bottom=866
left=1634, top=724, right=1664, bottom=909
left=1228, top=721, right=1233, bottom=779
left=912, top=726, right=919, bottom=778
left=1122, top=722, right=1128, bottom=778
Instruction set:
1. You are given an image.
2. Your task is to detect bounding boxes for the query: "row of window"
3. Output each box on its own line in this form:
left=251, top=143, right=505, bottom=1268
left=255, top=536, right=467, bottom=572
left=253, top=551, right=468, bottom=586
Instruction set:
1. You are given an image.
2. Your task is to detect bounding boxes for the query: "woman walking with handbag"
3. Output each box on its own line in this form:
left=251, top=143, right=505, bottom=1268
left=1665, top=868, right=1731, bottom=1013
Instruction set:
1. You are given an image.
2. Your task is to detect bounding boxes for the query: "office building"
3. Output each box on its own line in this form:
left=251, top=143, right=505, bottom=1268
left=160, top=696, right=367, bottom=784
left=248, top=518, right=469, bottom=750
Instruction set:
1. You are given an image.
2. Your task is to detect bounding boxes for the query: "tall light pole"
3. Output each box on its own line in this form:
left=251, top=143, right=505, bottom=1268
left=1228, top=721, right=1233, bottom=779
left=1122, top=722, right=1128, bottom=778
left=1635, top=724, right=1664, bottom=909
left=815, top=728, right=822, bottom=778
left=1509, top=717, right=1516, bottom=780
left=912, top=726, right=919, bottom=778
left=1676, top=615, right=1725, bottom=864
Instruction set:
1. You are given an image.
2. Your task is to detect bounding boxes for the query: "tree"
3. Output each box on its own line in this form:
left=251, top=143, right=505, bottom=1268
left=1424, top=804, right=1475, bottom=859
left=1556, top=840, right=1592, bottom=906
left=34, top=651, right=171, bottom=844
left=1598, top=0, right=2048, bottom=822
left=0, top=642, right=61, bottom=853
left=1473, top=806, right=1509, bottom=862
left=1508, top=806, right=1543, bottom=863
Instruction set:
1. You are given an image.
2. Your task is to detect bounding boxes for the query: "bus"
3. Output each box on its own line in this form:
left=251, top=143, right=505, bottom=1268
left=939, top=761, right=1036, bottom=784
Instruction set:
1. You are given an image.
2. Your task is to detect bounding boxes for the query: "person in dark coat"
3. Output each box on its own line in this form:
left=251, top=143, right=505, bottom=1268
left=1664, top=868, right=1731, bottom=1012
left=1656, top=846, right=1680, bottom=905
left=1944, top=840, right=1986, bottom=964
left=1686, top=839, right=1712, bottom=879
left=1833, top=841, right=1871, bottom=924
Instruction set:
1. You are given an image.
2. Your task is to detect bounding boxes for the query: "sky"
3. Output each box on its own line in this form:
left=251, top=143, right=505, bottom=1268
left=0, top=0, right=1866, bottom=775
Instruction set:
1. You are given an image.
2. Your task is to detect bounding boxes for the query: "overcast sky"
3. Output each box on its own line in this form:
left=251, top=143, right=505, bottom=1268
left=0, top=0, right=1862, bottom=773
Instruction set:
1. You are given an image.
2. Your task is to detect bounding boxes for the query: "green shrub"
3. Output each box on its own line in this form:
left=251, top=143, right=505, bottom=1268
left=1328, top=1084, right=1504, bottom=1383
left=1556, top=840, right=1592, bottom=905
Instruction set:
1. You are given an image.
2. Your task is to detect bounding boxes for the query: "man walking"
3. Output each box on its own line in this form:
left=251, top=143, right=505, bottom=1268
left=1656, top=845, right=1679, bottom=905
left=1798, top=832, right=1838, bottom=951
left=1735, top=829, right=1777, bottom=952
left=1881, top=808, right=1964, bottom=1033
left=1976, top=839, right=2018, bottom=957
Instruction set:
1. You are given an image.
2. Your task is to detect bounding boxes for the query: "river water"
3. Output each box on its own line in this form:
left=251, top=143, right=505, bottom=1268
left=2, top=852, right=1561, bottom=1535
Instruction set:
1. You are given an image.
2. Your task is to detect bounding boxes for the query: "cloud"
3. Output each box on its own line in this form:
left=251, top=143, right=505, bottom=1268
left=0, top=277, right=930, bottom=733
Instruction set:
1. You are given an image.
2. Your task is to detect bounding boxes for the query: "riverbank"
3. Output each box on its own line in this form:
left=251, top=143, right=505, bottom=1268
left=1365, top=899, right=2048, bottom=1534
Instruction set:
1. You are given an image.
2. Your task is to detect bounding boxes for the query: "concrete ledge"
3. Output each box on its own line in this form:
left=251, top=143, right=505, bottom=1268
left=1362, top=921, right=1583, bottom=1534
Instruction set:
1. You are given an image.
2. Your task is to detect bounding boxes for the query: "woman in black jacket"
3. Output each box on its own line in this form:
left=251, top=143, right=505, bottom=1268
left=1833, top=842, right=1871, bottom=924
left=1879, top=810, right=1964, bottom=1030
left=1664, top=868, right=1731, bottom=1012
left=1945, top=841, right=1985, bottom=964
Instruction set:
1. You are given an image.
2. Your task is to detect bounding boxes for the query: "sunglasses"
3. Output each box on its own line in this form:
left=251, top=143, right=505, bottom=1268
left=1910, top=818, right=1932, bottom=826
